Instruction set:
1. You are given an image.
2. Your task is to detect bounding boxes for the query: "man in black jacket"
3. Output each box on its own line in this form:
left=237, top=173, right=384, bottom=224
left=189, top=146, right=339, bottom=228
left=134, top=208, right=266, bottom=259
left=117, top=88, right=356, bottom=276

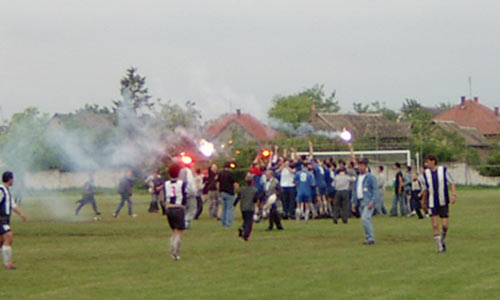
left=113, top=169, right=136, bottom=218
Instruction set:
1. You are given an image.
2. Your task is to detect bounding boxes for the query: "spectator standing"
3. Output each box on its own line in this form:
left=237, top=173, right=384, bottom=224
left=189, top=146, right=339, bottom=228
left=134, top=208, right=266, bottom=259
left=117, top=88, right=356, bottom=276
left=277, top=159, right=296, bottom=219
left=218, top=162, right=239, bottom=227
left=204, top=164, right=220, bottom=219
left=390, top=162, right=407, bottom=217
left=179, top=163, right=197, bottom=229
left=375, top=166, right=388, bottom=215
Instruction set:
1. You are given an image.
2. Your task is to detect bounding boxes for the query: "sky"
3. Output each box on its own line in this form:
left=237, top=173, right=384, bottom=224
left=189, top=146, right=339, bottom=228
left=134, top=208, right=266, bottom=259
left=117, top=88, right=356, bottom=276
left=1, top=0, right=499, bottom=123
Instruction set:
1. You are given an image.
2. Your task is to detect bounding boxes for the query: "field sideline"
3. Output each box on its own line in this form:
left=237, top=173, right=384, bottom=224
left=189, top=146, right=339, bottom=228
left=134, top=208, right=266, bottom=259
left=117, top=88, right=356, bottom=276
left=1, top=188, right=499, bottom=300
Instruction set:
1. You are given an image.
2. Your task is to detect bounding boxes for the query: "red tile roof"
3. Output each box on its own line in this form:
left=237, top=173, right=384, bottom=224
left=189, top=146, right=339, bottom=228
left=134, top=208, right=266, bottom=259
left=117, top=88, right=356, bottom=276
left=434, top=99, right=500, bottom=135
left=205, top=112, right=281, bottom=141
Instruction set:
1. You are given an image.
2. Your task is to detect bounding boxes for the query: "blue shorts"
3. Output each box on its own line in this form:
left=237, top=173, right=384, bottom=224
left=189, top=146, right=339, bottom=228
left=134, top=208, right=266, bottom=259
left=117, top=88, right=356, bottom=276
left=297, top=194, right=312, bottom=203
left=318, top=185, right=327, bottom=196
left=311, top=187, right=317, bottom=198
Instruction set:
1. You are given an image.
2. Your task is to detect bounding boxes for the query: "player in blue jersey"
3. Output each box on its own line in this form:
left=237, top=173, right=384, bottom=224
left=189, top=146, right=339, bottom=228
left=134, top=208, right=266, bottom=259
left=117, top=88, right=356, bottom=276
left=164, top=164, right=188, bottom=261
left=294, top=162, right=316, bottom=222
left=1, top=172, right=27, bottom=270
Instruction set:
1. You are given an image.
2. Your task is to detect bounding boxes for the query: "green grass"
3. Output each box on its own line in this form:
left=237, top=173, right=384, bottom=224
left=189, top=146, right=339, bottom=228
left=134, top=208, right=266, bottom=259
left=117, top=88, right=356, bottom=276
left=1, top=189, right=500, bottom=300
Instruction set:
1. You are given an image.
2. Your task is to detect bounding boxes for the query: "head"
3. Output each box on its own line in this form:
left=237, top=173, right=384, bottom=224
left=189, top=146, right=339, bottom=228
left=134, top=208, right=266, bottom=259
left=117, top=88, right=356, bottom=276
left=245, top=173, right=254, bottom=186
left=2, top=171, right=14, bottom=186
left=358, top=158, right=369, bottom=174
left=168, top=163, right=182, bottom=179
left=126, top=169, right=133, bottom=177
left=338, top=159, right=346, bottom=168
left=424, top=154, right=438, bottom=169
left=210, top=163, right=218, bottom=172
left=378, top=165, right=384, bottom=173
left=265, top=170, right=274, bottom=179
left=394, top=162, right=401, bottom=170
left=406, top=166, right=411, bottom=173
left=153, top=168, right=159, bottom=175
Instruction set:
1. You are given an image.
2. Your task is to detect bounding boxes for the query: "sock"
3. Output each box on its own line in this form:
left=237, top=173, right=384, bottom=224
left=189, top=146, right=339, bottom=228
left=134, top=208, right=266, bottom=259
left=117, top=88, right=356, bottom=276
left=295, top=208, right=301, bottom=220
left=305, top=209, right=310, bottom=221
left=170, top=236, right=175, bottom=254
left=2, top=246, right=12, bottom=266
left=433, top=234, right=443, bottom=252
left=175, top=236, right=182, bottom=256
left=442, top=228, right=448, bottom=244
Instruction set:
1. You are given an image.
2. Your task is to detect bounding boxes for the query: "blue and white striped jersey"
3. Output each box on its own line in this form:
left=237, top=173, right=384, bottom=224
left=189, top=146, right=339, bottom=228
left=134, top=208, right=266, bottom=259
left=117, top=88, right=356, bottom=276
left=0, top=184, right=15, bottom=218
left=164, top=180, right=187, bottom=206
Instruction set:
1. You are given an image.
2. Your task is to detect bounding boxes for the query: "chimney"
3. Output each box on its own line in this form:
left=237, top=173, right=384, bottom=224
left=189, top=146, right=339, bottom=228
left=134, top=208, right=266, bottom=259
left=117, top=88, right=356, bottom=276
left=236, top=109, right=241, bottom=117
left=461, top=96, right=466, bottom=105
left=474, top=97, right=479, bottom=102
left=495, top=107, right=499, bottom=117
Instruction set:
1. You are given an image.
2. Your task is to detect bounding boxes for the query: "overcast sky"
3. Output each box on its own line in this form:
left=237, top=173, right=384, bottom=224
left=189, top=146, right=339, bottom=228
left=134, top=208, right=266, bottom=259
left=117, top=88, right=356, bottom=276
left=1, top=0, right=499, bottom=122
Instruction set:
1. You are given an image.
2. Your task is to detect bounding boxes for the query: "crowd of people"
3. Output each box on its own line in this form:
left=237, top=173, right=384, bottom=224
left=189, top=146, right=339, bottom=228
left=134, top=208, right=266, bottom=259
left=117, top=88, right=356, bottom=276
left=0, top=144, right=457, bottom=268
left=139, top=142, right=457, bottom=260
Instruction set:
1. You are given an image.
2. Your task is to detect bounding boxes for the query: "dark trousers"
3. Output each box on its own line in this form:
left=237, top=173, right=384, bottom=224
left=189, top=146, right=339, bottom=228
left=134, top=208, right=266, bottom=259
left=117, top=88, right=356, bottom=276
left=268, top=205, right=283, bottom=230
left=194, top=196, right=203, bottom=219
left=241, top=210, right=254, bottom=240
left=148, top=194, right=160, bottom=212
left=281, top=187, right=296, bottom=217
left=411, top=191, right=424, bottom=219
left=115, top=195, right=133, bottom=216
left=333, top=190, right=350, bottom=223
left=75, top=196, right=99, bottom=215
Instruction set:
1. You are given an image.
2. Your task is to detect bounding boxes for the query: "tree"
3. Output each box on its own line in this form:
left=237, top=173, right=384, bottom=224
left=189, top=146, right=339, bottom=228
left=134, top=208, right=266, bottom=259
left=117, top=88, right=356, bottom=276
left=113, top=67, right=155, bottom=113
left=268, top=84, right=339, bottom=127
left=75, top=104, right=112, bottom=115
left=352, top=102, right=370, bottom=113
left=154, top=100, right=202, bottom=131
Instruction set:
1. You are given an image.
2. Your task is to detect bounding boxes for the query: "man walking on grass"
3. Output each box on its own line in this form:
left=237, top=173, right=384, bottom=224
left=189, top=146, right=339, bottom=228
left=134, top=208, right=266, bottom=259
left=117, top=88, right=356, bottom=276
left=421, top=154, right=457, bottom=253
left=351, top=159, right=379, bottom=245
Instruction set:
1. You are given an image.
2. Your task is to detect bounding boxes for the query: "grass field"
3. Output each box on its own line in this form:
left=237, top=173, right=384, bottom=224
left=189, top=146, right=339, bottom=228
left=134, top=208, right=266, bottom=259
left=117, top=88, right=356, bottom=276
left=1, top=188, right=500, bottom=300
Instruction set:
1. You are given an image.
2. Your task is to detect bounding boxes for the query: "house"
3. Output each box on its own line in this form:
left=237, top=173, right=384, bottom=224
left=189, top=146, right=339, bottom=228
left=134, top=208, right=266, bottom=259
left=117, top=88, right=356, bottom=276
left=205, top=109, right=281, bottom=143
left=310, top=106, right=411, bottom=148
left=434, top=96, right=500, bottom=139
left=49, top=112, right=115, bottom=129
left=432, top=120, right=490, bottom=148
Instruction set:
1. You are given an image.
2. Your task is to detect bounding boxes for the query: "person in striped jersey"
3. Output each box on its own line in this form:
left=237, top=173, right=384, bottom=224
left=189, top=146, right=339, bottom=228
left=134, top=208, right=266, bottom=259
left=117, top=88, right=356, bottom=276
left=164, top=164, right=187, bottom=261
left=1, top=171, right=27, bottom=270
left=422, top=154, right=457, bottom=253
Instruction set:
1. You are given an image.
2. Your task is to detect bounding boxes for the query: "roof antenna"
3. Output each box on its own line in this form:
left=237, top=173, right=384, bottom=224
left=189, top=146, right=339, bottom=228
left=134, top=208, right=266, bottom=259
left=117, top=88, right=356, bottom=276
left=468, top=76, right=472, bottom=99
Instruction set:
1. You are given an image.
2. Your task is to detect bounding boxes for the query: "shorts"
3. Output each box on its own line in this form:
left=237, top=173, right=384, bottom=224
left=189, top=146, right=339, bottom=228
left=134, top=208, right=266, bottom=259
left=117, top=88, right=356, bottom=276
left=327, top=187, right=336, bottom=198
left=166, top=207, right=186, bottom=230
left=429, top=205, right=449, bottom=218
left=0, top=222, right=11, bottom=235
left=318, top=185, right=327, bottom=196
left=297, top=194, right=312, bottom=203
left=311, top=187, right=317, bottom=198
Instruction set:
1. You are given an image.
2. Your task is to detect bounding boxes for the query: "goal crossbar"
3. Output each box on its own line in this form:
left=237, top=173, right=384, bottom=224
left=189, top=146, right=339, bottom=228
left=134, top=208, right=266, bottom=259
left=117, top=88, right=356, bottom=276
left=297, top=150, right=411, bottom=166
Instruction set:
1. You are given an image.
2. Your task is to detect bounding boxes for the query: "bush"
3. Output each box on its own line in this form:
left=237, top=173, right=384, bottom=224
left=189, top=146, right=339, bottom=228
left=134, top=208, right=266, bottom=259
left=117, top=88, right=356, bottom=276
left=479, top=152, right=500, bottom=176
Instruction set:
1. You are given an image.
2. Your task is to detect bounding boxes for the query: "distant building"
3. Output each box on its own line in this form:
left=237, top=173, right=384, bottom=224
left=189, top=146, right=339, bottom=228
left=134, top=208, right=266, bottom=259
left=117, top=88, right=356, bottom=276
left=49, top=112, right=115, bottom=129
left=434, top=96, right=500, bottom=139
left=431, top=120, right=490, bottom=148
left=205, top=109, right=281, bottom=143
left=310, top=105, right=411, bottom=148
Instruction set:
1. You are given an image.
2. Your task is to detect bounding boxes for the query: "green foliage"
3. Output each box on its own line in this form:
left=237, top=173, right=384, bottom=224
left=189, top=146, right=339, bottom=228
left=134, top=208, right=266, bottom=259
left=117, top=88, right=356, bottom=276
left=479, top=151, right=500, bottom=176
left=0, top=107, right=60, bottom=171
left=268, top=84, right=339, bottom=127
left=154, top=100, right=202, bottom=131
left=352, top=101, right=398, bottom=121
left=113, top=67, right=154, bottom=113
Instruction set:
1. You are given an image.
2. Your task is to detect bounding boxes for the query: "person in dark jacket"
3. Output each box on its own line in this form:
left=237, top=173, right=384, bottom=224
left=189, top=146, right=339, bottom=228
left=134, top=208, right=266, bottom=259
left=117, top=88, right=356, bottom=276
left=75, top=172, right=101, bottom=217
left=234, top=173, right=258, bottom=241
left=113, top=169, right=136, bottom=218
